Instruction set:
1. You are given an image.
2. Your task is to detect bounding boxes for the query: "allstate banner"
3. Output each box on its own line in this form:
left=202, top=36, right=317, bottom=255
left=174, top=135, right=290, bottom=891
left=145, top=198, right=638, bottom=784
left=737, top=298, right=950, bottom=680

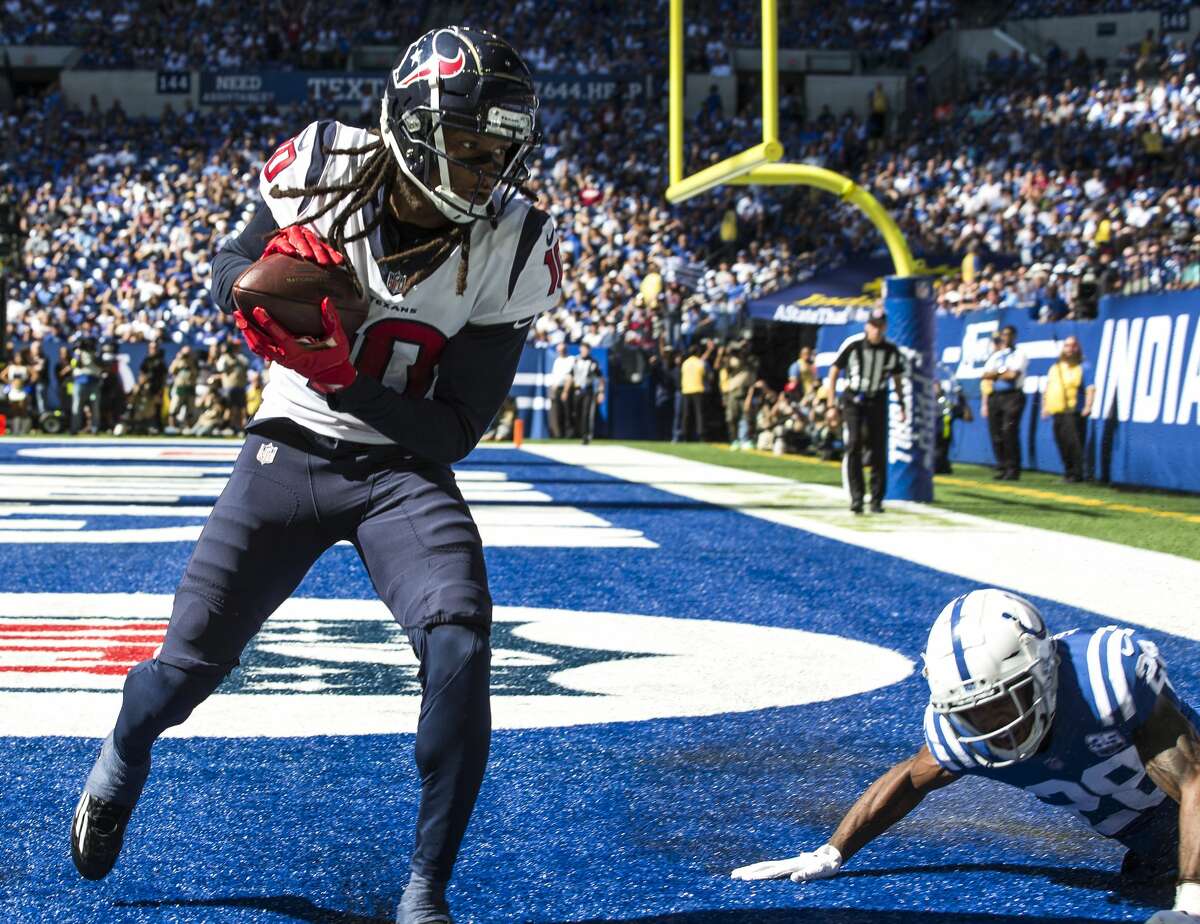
left=815, top=291, right=1200, bottom=493
left=200, top=72, right=651, bottom=108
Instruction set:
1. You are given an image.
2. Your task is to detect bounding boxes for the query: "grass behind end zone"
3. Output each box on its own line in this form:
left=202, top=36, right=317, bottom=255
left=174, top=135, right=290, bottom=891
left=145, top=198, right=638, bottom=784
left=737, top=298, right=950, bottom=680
left=612, top=440, right=1200, bottom=562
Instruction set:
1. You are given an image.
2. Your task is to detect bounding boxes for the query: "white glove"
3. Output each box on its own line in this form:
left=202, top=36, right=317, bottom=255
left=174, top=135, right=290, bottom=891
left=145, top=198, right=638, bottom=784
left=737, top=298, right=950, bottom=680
left=1148, top=883, right=1200, bottom=923
left=731, top=843, right=843, bottom=882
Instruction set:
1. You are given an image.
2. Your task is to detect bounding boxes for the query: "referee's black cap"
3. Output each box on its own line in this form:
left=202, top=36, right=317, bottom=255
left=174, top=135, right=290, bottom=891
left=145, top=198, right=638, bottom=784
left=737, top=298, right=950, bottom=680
left=866, top=307, right=888, bottom=325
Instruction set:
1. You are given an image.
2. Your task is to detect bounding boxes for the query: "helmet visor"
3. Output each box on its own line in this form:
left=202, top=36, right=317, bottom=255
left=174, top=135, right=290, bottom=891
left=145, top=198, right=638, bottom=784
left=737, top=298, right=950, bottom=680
left=406, top=106, right=538, bottom=208
left=945, top=675, right=1039, bottom=755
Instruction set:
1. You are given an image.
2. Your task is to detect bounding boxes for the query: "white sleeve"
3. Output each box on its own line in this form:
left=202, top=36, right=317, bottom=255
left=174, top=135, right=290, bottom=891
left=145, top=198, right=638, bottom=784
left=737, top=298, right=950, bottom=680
left=257, top=120, right=340, bottom=229
left=470, top=208, right=563, bottom=326
left=1008, top=349, right=1029, bottom=374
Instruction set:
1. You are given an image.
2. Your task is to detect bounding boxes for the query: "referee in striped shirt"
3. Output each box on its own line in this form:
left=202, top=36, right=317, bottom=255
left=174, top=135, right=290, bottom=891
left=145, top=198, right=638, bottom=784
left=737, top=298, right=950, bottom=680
left=827, top=308, right=906, bottom=514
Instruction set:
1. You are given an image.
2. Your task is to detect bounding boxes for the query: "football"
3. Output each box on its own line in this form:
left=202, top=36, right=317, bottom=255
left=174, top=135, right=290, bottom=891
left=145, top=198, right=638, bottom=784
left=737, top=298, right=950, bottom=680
left=232, top=252, right=370, bottom=338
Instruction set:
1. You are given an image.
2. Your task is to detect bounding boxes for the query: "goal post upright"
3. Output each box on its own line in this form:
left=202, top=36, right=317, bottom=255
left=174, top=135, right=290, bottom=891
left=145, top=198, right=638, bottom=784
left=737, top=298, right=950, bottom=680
left=664, top=0, right=937, bottom=501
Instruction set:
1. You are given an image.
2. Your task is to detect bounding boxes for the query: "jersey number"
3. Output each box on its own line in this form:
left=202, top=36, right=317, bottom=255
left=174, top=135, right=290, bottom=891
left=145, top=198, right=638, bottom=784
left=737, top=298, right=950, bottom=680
left=353, top=320, right=448, bottom=398
left=1024, top=746, right=1165, bottom=835
left=543, top=243, right=563, bottom=297
left=264, top=139, right=297, bottom=182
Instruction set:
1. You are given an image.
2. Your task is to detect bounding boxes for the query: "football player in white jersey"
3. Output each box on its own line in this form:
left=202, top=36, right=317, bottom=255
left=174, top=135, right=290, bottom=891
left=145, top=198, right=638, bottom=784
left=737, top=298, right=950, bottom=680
left=732, top=589, right=1200, bottom=924
left=71, top=27, right=561, bottom=924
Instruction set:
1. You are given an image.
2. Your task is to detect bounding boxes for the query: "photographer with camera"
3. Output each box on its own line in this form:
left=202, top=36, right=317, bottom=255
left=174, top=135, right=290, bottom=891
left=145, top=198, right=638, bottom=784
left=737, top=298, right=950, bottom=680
left=827, top=308, right=906, bottom=514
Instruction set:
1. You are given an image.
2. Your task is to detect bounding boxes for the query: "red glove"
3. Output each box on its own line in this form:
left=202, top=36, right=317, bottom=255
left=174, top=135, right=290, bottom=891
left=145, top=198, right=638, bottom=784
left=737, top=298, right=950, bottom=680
left=262, top=225, right=345, bottom=267
left=233, top=298, right=357, bottom=393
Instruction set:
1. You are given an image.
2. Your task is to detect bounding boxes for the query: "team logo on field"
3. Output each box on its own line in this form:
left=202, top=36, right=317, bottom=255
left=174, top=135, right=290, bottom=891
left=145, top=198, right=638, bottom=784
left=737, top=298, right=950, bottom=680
left=0, top=593, right=913, bottom=737
left=1085, top=730, right=1127, bottom=757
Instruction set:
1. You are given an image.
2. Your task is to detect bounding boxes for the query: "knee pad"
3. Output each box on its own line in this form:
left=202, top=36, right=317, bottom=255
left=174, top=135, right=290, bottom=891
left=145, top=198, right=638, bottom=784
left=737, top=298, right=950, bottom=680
left=157, top=585, right=245, bottom=674
left=413, top=625, right=491, bottom=714
left=115, top=657, right=230, bottom=759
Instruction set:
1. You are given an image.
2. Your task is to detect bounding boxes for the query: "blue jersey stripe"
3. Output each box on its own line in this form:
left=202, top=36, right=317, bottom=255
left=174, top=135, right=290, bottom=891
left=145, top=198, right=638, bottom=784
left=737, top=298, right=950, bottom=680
left=948, top=594, right=970, bottom=682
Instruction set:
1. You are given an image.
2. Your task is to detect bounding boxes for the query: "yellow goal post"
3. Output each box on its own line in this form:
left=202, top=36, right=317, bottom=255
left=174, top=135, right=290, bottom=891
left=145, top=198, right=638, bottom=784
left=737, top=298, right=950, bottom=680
left=666, top=0, right=918, bottom=278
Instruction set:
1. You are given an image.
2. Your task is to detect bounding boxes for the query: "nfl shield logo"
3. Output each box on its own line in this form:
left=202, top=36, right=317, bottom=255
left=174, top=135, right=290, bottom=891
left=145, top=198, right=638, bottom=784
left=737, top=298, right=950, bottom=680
left=386, top=270, right=407, bottom=295
left=256, top=442, right=278, bottom=465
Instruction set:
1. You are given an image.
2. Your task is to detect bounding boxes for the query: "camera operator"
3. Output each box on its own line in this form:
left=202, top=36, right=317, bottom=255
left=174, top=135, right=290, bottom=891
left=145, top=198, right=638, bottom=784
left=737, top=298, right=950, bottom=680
left=827, top=308, right=906, bottom=514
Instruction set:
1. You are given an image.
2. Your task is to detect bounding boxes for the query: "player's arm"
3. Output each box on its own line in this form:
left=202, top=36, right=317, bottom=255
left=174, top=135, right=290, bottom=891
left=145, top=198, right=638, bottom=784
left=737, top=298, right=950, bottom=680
left=209, top=204, right=280, bottom=312
left=731, top=745, right=958, bottom=882
left=1135, top=694, right=1200, bottom=886
left=326, top=320, right=531, bottom=464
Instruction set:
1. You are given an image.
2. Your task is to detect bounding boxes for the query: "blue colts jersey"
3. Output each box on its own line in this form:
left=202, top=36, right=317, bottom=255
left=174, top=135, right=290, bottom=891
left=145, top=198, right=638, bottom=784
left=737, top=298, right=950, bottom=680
left=923, top=626, right=1194, bottom=842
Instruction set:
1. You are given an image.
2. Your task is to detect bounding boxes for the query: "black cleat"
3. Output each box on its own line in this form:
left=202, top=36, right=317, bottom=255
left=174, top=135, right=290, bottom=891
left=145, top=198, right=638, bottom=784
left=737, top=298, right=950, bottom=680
left=71, top=791, right=132, bottom=880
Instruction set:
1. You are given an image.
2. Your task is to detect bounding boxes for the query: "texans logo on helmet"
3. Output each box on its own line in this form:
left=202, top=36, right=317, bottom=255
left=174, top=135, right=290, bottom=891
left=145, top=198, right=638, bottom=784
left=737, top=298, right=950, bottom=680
left=395, top=46, right=466, bottom=89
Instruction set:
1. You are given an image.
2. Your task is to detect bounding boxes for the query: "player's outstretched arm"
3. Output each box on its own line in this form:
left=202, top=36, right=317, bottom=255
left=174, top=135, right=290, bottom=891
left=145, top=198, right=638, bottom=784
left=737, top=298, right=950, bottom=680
left=731, top=746, right=957, bottom=882
left=1135, top=694, right=1200, bottom=923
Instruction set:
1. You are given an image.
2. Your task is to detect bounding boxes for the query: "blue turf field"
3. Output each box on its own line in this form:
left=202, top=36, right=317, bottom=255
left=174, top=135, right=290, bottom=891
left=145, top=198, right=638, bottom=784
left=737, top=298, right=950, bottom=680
left=0, top=440, right=1191, bottom=923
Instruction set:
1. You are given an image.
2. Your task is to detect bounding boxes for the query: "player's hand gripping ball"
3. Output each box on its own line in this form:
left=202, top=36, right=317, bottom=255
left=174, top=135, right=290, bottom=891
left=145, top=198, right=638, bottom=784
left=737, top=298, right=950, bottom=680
left=234, top=297, right=357, bottom=394
left=262, top=225, right=345, bottom=267
left=731, top=844, right=843, bottom=883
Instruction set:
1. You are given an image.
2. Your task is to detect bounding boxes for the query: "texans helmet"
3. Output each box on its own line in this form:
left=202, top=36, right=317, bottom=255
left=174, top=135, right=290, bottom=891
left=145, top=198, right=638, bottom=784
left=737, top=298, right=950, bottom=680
left=381, top=26, right=541, bottom=224
left=923, top=589, right=1059, bottom=767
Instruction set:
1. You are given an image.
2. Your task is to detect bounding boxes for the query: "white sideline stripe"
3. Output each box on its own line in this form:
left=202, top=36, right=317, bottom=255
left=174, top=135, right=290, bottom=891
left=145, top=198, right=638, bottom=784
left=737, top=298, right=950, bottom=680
left=525, top=445, right=1200, bottom=642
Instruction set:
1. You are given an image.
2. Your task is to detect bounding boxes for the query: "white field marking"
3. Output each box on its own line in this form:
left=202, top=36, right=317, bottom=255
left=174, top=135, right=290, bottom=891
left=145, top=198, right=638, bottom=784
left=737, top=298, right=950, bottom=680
left=0, top=503, right=606, bottom=526
left=0, top=504, right=217, bottom=517
left=0, top=477, right=550, bottom=505
left=0, top=464, right=233, bottom=477
left=0, top=594, right=912, bottom=736
left=528, top=445, right=1200, bottom=642
left=0, top=520, right=85, bottom=530
left=0, top=522, right=653, bottom=547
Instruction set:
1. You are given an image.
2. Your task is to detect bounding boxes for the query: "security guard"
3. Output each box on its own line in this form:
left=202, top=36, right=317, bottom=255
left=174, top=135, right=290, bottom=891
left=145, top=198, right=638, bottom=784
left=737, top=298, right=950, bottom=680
left=827, top=308, right=906, bottom=514
left=981, top=324, right=1028, bottom=480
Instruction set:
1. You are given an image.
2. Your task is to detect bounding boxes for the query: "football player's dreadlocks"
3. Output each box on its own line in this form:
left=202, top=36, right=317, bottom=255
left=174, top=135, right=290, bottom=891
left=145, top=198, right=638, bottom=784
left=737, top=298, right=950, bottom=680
left=268, top=131, right=472, bottom=297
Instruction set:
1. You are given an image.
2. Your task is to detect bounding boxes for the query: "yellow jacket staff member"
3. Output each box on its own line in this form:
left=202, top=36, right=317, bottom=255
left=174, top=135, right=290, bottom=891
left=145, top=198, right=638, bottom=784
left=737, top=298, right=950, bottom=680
left=1041, top=335, right=1095, bottom=483
left=679, top=340, right=715, bottom=442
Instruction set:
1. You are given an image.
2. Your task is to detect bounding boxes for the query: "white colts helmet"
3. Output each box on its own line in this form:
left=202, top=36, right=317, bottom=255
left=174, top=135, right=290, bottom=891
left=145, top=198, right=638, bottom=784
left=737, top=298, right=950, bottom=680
left=923, top=589, right=1059, bottom=767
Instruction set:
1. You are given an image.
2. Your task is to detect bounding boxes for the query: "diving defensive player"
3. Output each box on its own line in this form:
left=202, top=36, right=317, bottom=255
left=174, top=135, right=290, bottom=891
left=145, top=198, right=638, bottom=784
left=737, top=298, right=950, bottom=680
left=733, top=589, right=1200, bottom=924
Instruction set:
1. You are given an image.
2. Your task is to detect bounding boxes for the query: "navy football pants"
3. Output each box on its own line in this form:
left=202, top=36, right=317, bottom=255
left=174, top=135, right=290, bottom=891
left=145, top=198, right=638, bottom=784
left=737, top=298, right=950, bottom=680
left=111, top=427, right=492, bottom=882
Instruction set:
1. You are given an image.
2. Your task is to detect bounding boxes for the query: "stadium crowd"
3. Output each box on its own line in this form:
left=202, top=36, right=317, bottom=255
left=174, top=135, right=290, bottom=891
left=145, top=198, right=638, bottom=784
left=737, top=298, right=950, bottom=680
left=1, top=0, right=428, bottom=70
left=4, top=10, right=1200, bottom=447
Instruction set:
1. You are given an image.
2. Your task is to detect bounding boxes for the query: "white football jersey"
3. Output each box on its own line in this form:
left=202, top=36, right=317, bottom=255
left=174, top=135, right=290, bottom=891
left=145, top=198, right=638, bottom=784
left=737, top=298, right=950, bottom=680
left=250, top=119, right=562, bottom=443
